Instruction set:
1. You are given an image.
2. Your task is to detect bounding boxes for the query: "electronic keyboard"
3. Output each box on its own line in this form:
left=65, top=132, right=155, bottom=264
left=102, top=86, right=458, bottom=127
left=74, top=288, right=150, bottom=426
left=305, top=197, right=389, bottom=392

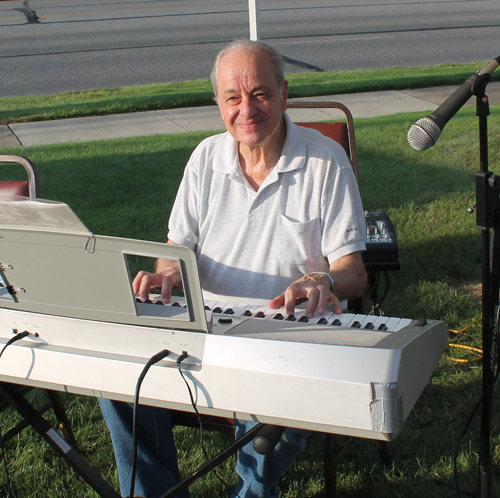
left=0, top=198, right=447, bottom=441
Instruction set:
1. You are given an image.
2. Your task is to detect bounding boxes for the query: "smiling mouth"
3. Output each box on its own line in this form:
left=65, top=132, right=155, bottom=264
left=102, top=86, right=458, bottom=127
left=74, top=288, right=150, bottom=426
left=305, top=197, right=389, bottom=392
left=238, top=120, right=263, bottom=129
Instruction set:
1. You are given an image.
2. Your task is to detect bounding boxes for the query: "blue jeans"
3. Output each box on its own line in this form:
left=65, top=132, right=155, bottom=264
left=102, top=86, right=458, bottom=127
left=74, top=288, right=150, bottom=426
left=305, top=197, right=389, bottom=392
left=99, top=399, right=188, bottom=498
left=99, top=399, right=310, bottom=498
left=232, top=419, right=311, bottom=498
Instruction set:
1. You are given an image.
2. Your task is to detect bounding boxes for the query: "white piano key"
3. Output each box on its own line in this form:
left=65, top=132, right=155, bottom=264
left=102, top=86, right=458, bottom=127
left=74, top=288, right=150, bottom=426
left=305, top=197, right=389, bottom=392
left=329, top=313, right=356, bottom=327
left=210, top=302, right=230, bottom=313
left=367, top=315, right=389, bottom=331
left=142, top=295, right=411, bottom=334
left=384, top=317, right=406, bottom=331
left=224, top=303, right=256, bottom=316
left=392, top=317, right=413, bottom=331
left=250, top=305, right=273, bottom=319
left=147, top=294, right=186, bottom=306
left=204, top=299, right=220, bottom=310
left=216, top=302, right=242, bottom=315
left=288, top=310, right=307, bottom=322
left=346, top=314, right=372, bottom=329
left=166, top=296, right=187, bottom=307
left=307, top=311, right=337, bottom=325
left=354, top=314, right=379, bottom=329
left=239, top=304, right=261, bottom=317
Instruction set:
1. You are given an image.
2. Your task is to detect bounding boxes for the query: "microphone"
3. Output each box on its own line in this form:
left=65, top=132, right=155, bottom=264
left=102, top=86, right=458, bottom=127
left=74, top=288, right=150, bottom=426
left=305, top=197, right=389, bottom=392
left=407, top=56, right=500, bottom=151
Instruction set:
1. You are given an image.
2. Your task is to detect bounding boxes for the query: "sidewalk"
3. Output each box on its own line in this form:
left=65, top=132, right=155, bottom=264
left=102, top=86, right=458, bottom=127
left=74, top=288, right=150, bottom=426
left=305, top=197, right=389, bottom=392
left=2, top=83, right=500, bottom=148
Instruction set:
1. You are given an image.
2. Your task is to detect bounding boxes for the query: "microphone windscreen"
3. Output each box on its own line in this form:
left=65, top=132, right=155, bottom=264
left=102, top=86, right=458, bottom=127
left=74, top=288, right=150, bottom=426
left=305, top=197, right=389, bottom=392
left=407, top=117, right=441, bottom=151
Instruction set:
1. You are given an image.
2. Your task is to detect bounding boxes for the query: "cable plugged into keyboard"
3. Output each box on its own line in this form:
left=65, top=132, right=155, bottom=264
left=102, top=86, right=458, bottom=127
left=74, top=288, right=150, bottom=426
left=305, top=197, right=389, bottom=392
left=177, top=350, right=189, bottom=366
left=0, top=330, right=31, bottom=359
left=12, top=328, right=38, bottom=338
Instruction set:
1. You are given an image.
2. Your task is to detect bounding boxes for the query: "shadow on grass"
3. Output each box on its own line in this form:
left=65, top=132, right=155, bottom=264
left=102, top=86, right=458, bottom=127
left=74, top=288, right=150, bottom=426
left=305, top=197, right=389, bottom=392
left=0, top=114, right=498, bottom=496
left=280, top=361, right=495, bottom=498
left=0, top=92, right=216, bottom=124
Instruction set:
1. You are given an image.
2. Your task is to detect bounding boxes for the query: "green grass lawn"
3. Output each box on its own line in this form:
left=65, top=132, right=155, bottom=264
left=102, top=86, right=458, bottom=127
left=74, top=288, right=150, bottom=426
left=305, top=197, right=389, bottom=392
left=1, top=61, right=499, bottom=125
left=0, top=103, right=498, bottom=497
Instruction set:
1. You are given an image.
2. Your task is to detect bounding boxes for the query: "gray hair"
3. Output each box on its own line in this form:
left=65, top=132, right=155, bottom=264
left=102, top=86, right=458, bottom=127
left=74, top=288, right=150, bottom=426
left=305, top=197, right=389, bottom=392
left=210, top=39, right=286, bottom=101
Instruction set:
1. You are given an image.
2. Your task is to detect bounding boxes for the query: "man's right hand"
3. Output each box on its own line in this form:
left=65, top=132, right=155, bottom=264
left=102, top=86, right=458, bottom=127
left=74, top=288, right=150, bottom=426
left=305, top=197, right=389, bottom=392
left=132, top=259, right=182, bottom=304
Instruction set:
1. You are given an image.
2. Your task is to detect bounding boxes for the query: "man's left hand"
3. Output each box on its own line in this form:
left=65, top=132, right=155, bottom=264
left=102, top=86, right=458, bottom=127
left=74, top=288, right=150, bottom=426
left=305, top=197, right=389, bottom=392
left=268, top=272, right=342, bottom=318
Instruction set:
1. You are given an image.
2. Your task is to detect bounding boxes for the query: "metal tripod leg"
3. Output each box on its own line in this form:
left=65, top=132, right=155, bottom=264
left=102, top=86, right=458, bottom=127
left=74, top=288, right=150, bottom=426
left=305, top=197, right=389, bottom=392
left=0, top=382, right=120, bottom=498
left=162, top=422, right=267, bottom=498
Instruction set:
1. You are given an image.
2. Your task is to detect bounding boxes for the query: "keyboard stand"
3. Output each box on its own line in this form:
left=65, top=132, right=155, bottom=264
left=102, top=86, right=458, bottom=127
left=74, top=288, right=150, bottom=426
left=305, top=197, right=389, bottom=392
left=162, top=422, right=266, bottom=498
left=0, top=380, right=290, bottom=498
left=0, top=382, right=121, bottom=498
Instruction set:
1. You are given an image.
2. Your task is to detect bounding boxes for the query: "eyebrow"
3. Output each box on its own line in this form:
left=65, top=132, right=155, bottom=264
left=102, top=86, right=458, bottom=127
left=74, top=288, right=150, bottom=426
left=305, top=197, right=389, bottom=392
left=221, top=84, right=273, bottom=97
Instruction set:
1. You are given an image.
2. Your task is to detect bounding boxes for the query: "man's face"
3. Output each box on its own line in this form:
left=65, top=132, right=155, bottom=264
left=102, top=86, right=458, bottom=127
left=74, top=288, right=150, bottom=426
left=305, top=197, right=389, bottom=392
left=216, top=48, right=288, bottom=149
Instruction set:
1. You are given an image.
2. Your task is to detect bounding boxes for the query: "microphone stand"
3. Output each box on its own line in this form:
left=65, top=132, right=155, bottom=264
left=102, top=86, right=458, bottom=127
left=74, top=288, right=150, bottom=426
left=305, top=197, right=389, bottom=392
left=472, top=72, right=499, bottom=498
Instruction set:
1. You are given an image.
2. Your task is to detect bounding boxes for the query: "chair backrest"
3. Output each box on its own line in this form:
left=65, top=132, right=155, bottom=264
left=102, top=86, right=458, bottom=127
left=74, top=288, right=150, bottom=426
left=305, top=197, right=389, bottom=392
left=0, top=154, right=39, bottom=198
left=286, top=101, right=359, bottom=186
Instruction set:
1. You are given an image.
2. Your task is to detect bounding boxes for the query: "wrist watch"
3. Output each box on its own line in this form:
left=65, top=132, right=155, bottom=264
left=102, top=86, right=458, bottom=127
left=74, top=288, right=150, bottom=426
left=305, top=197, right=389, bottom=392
left=309, top=271, right=334, bottom=293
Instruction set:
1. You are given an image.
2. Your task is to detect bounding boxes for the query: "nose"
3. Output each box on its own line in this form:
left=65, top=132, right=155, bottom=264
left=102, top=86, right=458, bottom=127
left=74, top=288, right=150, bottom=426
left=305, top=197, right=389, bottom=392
left=239, top=96, right=257, bottom=119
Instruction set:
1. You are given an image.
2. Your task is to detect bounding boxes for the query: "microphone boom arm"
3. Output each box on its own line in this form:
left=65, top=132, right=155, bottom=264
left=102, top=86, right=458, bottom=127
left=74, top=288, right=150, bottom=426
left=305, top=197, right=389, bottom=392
left=407, top=55, right=500, bottom=151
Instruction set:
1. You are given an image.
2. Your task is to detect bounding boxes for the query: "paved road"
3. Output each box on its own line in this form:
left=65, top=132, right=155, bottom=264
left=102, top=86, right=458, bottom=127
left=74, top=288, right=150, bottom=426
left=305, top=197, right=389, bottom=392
left=1, top=0, right=499, bottom=97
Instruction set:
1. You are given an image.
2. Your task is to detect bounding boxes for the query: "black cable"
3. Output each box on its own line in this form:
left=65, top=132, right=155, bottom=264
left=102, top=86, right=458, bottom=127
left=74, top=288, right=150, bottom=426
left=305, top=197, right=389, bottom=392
left=0, top=331, right=29, bottom=498
left=176, top=353, right=241, bottom=498
left=369, top=271, right=390, bottom=315
left=175, top=353, right=213, bottom=465
left=453, top=307, right=500, bottom=498
left=129, top=349, right=171, bottom=498
left=0, top=425, right=15, bottom=498
left=0, top=331, right=29, bottom=360
left=377, top=271, right=390, bottom=307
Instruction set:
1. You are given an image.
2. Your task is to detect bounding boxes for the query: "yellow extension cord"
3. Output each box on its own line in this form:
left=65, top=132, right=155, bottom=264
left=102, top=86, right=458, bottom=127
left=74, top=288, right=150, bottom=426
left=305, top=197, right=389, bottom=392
left=447, top=317, right=483, bottom=363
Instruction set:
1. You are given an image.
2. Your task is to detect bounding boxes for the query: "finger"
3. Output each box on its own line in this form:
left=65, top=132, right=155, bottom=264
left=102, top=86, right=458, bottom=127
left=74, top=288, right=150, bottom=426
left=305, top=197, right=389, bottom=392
left=284, top=287, right=300, bottom=316
left=328, top=294, right=343, bottom=315
left=160, top=276, right=175, bottom=304
left=137, top=273, right=155, bottom=302
left=304, top=287, right=320, bottom=318
left=132, top=270, right=147, bottom=296
left=314, top=285, right=331, bottom=316
left=268, top=294, right=285, bottom=309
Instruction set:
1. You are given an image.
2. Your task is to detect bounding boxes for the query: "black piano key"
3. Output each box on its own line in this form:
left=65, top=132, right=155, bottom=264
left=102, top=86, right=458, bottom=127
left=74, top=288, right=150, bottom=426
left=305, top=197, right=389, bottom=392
left=298, top=316, right=309, bottom=323
left=154, top=300, right=164, bottom=305
left=205, top=305, right=211, bottom=310
left=273, top=313, right=284, bottom=320
left=351, top=321, right=361, bottom=328
left=243, top=310, right=253, bottom=316
left=331, top=318, right=342, bottom=326
left=213, top=307, right=223, bottom=314
left=172, top=302, right=181, bottom=307
left=317, top=317, right=328, bottom=325
left=254, top=311, right=266, bottom=318
left=364, top=322, right=375, bottom=329
left=224, top=308, right=234, bottom=315
left=378, top=323, right=388, bottom=331
left=285, top=315, right=296, bottom=321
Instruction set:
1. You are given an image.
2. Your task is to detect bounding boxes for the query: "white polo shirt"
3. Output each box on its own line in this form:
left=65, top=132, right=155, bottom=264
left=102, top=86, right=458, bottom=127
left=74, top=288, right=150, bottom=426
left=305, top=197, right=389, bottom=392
left=168, top=113, right=366, bottom=301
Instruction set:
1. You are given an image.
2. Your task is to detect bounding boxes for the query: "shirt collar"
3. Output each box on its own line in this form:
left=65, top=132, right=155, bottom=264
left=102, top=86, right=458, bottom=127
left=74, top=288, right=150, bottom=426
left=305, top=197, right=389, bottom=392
left=212, top=113, right=307, bottom=176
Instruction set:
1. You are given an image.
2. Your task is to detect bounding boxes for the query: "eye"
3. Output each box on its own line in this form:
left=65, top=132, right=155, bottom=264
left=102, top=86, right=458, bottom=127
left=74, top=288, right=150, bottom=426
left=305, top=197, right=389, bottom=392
left=226, top=96, right=241, bottom=105
left=254, top=92, right=268, bottom=101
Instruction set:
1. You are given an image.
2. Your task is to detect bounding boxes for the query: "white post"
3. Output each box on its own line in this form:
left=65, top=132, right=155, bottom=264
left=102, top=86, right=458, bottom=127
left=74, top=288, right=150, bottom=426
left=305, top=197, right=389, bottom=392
left=248, top=0, right=260, bottom=41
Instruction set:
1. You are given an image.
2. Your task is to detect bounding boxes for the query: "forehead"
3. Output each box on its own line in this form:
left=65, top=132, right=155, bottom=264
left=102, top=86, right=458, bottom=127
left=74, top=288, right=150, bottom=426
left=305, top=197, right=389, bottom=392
left=216, top=48, right=278, bottom=93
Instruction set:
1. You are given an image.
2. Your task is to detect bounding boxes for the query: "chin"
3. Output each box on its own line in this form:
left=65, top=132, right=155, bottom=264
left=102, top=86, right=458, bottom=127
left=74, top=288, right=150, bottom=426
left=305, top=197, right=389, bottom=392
left=236, top=130, right=268, bottom=146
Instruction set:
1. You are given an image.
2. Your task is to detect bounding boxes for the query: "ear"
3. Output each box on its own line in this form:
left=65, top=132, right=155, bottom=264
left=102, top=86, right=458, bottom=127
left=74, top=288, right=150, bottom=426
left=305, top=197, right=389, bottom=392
left=281, top=80, right=289, bottom=112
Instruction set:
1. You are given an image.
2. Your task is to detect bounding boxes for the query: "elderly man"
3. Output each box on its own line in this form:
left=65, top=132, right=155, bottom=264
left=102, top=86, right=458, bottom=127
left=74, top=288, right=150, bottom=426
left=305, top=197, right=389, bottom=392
left=100, top=39, right=366, bottom=498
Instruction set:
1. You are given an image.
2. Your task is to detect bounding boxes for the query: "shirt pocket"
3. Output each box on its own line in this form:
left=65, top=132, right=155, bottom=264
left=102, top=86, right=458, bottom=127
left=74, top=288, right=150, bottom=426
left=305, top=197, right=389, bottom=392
left=276, top=214, right=322, bottom=267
